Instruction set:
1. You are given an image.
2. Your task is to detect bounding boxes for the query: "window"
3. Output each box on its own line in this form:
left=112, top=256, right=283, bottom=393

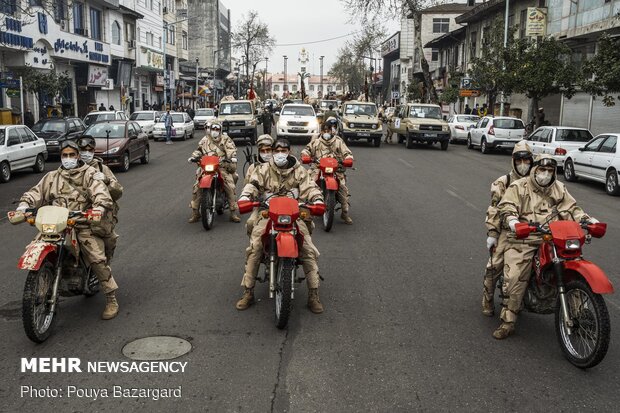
left=73, top=2, right=84, bottom=32
left=149, top=0, right=154, bottom=10
left=555, top=129, right=592, bottom=142
left=90, top=7, right=102, bottom=40
left=599, top=136, right=617, bottom=153
left=53, top=0, right=67, bottom=23
left=7, top=129, right=21, bottom=146
left=0, top=0, right=17, bottom=15
left=292, top=84, right=298, bottom=92
left=336, top=84, right=342, bottom=91
left=182, top=31, right=188, bottom=50
left=168, top=26, right=175, bottom=45
left=125, top=22, right=135, bottom=42
left=147, top=32, right=154, bottom=46
left=433, top=18, right=450, bottom=34
left=112, top=21, right=121, bottom=45
left=470, top=31, right=477, bottom=59
left=431, top=48, right=439, bottom=62
left=309, top=85, right=314, bottom=91
left=519, top=9, right=527, bottom=39
left=584, top=136, right=606, bottom=151
left=273, top=85, right=280, bottom=91
left=29, top=0, right=43, bottom=5
left=327, top=85, right=333, bottom=92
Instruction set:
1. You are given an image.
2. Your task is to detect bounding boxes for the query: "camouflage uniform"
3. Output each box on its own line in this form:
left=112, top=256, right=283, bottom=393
left=19, top=162, right=119, bottom=294
left=301, top=135, right=353, bottom=216
left=189, top=133, right=239, bottom=214
left=239, top=156, right=324, bottom=289
left=497, top=154, right=590, bottom=326
left=482, top=141, right=533, bottom=312
left=86, top=157, right=123, bottom=264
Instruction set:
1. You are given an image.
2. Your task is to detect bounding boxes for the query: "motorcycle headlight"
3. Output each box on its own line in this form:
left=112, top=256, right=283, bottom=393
left=41, top=224, right=57, bottom=234
left=104, top=147, right=120, bottom=154
left=277, top=215, right=292, bottom=225
left=205, top=165, right=215, bottom=172
left=324, top=167, right=334, bottom=173
left=565, top=239, right=581, bottom=250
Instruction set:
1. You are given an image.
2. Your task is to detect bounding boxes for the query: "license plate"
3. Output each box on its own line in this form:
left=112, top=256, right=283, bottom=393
left=291, top=126, right=304, bottom=130
left=230, top=129, right=241, bottom=134
left=358, top=132, right=370, bottom=137
left=424, top=133, right=436, bottom=138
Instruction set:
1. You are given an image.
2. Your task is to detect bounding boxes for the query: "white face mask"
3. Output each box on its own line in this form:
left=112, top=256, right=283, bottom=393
left=322, top=133, right=333, bottom=140
left=259, top=152, right=272, bottom=162
left=211, top=130, right=221, bottom=139
left=516, top=163, right=530, bottom=176
left=80, top=151, right=94, bottom=163
left=62, top=158, right=79, bottom=170
left=273, top=153, right=288, bottom=167
left=535, top=170, right=553, bottom=186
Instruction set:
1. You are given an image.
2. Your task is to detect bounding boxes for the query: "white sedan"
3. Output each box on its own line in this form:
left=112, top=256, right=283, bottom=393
left=526, top=126, right=593, bottom=170
left=153, top=112, right=195, bottom=141
left=129, top=110, right=160, bottom=138
left=448, top=114, right=479, bottom=143
left=564, top=133, right=620, bottom=196
left=0, top=125, right=47, bottom=183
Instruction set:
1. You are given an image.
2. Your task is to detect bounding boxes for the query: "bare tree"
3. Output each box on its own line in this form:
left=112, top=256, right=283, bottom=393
left=232, top=11, right=276, bottom=94
left=343, top=0, right=443, bottom=103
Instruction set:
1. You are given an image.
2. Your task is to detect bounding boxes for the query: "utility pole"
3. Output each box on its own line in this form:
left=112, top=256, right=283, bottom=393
left=163, top=22, right=168, bottom=110
left=283, top=55, right=288, bottom=97
left=264, top=57, right=269, bottom=100
left=195, top=58, right=199, bottom=109
left=500, top=0, right=510, bottom=116
left=319, top=56, right=324, bottom=99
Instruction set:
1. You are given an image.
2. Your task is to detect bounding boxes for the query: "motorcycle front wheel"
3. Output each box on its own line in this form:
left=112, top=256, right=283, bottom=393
left=322, top=188, right=335, bottom=232
left=274, top=258, right=294, bottom=329
left=555, top=279, right=611, bottom=368
left=201, top=187, right=216, bottom=230
left=22, top=260, right=57, bottom=343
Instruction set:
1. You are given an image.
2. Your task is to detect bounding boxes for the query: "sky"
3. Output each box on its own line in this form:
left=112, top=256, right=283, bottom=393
left=224, top=0, right=400, bottom=76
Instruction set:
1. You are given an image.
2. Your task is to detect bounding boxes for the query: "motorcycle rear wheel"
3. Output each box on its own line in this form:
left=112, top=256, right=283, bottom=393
left=555, top=279, right=610, bottom=368
left=22, top=261, right=57, bottom=343
left=322, top=188, right=335, bottom=232
left=201, top=187, right=215, bottom=230
left=274, top=258, right=294, bottom=329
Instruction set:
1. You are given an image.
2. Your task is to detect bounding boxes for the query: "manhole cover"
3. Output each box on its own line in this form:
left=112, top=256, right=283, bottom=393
left=122, top=336, right=192, bottom=361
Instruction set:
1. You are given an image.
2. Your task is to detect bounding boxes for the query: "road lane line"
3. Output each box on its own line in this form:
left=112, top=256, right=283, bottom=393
left=446, top=189, right=481, bottom=212
left=398, top=158, right=415, bottom=169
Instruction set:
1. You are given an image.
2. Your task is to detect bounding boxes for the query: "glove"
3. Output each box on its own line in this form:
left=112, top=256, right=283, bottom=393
left=16, top=203, right=29, bottom=213
left=508, top=219, right=519, bottom=232
left=486, top=236, right=498, bottom=250
left=230, top=157, right=237, bottom=163
left=93, top=172, right=105, bottom=181
left=188, top=157, right=194, bottom=163
left=588, top=217, right=599, bottom=224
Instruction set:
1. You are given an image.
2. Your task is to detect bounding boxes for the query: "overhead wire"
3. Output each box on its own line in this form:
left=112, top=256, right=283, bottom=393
left=274, top=31, right=361, bottom=47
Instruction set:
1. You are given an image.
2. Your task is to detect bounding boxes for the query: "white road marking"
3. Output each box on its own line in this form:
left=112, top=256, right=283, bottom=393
left=398, top=158, right=415, bottom=169
left=445, top=189, right=481, bottom=212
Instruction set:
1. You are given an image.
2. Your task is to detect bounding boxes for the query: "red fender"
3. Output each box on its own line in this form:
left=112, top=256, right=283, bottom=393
left=199, top=174, right=214, bottom=189
left=276, top=232, right=298, bottom=258
left=18, top=242, right=58, bottom=271
left=565, top=260, right=614, bottom=294
left=324, top=175, right=338, bottom=190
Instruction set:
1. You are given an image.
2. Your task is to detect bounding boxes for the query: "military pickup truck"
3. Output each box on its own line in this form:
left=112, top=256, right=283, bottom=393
left=217, top=99, right=258, bottom=144
left=388, top=103, right=450, bottom=150
left=338, top=101, right=383, bottom=147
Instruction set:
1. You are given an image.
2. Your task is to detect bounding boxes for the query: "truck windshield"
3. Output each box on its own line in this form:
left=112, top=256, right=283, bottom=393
left=220, top=103, right=252, bottom=115
left=409, top=106, right=442, bottom=119
left=344, top=104, right=377, bottom=116
left=281, top=106, right=315, bottom=116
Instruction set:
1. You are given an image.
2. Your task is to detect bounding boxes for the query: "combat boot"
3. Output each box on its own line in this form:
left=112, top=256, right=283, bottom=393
left=307, top=288, right=324, bottom=314
left=102, top=292, right=119, bottom=320
left=236, top=288, right=254, bottom=310
left=340, top=212, right=353, bottom=225
left=230, top=210, right=241, bottom=223
left=188, top=209, right=200, bottom=223
left=492, top=322, right=515, bottom=339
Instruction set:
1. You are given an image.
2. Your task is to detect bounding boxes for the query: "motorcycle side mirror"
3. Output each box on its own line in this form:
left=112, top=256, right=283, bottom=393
left=515, top=222, right=535, bottom=239
left=342, top=158, right=353, bottom=168
left=238, top=200, right=259, bottom=214
left=578, top=147, right=585, bottom=151
left=587, top=222, right=607, bottom=238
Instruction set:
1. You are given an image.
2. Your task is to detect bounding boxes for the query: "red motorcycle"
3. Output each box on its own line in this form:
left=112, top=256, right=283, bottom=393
left=512, top=217, right=613, bottom=368
left=191, top=155, right=229, bottom=230
left=301, top=155, right=353, bottom=232
left=239, top=196, right=325, bottom=328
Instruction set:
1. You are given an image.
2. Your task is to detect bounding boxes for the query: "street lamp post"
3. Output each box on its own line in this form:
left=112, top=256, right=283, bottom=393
left=163, top=22, right=168, bottom=110
left=500, top=0, right=510, bottom=116
left=319, top=56, right=324, bottom=99
left=264, top=57, right=269, bottom=100
left=283, top=55, right=288, bottom=97
left=195, top=58, right=199, bottom=109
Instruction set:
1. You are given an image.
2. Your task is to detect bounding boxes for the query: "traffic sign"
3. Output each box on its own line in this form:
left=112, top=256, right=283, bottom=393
left=0, top=79, right=20, bottom=88
left=459, top=89, right=481, bottom=97
left=391, top=91, right=400, bottom=99
left=6, top=89, right=20, bottom=97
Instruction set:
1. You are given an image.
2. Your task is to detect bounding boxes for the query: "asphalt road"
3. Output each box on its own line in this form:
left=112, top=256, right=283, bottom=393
left=1, top=129, right=620, bottom=412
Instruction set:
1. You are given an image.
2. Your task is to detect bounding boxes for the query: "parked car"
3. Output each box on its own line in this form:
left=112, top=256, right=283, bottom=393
left=468, top=116, right=526, bottom=154
left=448, top=114, right=479, bottom=143
left=526, top=126, right=593, bottom=171
left=275, top=104, right=320, bottom=141
left=152, top=112, right=195, bottom=141
left=83, top=110, right=128, bottom=127
left=0, top=125, right=47, bottom=183
left=129, top=110, right=160, bottom=138
left=193, top=108, right=216, bottom=129
left=31, top=117, right=86, bottom=156
left=339, top=101, right=383, bottom=147
left=563, top=133, right=620, bottom=196
left=81, top=120, right=149, bottom=173
left=387, top=103, right=450, bottom=150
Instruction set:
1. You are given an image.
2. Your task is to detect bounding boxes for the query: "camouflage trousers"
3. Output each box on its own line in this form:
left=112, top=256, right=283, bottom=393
left=76, top=228, right=118, bottom=294
left=483, top=231, right=509, bottom=303
left=189, top=170, right=238, bottom=212
left=102, top=230, right=119, bottom=265
left=499, top=241, right=538, bottom=324
left=242, top=216, right=320, bottom=289
left=310, top=169, right=350, bottom=213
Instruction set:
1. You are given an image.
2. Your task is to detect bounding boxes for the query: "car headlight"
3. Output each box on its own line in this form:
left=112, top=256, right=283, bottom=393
left=442, top=125, right=449, bottom=132
left=205, top=165, right=215, bottom=172
left=324, top=167, right=334, bottom=173
left=246, top=120, right=256, bottom=126
left=565, top=239, right=581, bottom=250
left=104, top=147, right=120, bottom=154
left=41, top=224, right=57, bottom=234
left=349, top=123, right=355, bottom=128
left=410, top=124, right=420, bottom=131
left=372, top=124, right=377, bottom=129
left=47, top=140, right=59, bottom=145
left=277, top=215, right=292, bottom=225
